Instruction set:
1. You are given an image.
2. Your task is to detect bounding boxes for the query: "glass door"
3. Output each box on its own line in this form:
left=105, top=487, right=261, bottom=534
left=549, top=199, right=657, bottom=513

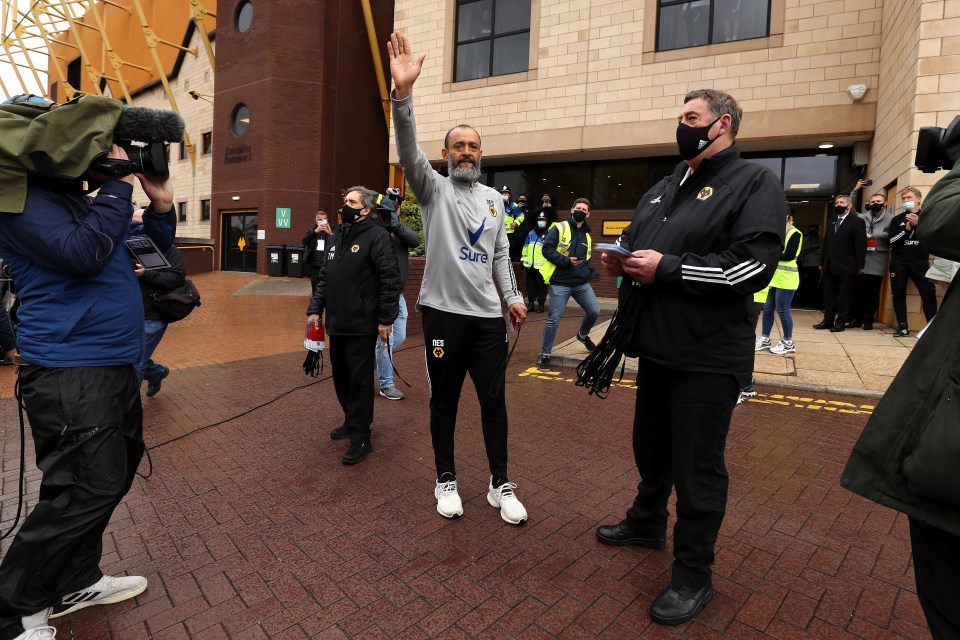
left=222, top=211, right=258, bottom=272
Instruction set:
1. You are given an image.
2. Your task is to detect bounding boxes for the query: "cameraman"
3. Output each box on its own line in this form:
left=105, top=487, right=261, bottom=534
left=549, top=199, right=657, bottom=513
left=0, top=144, right=175, bottom=640
left=843, top=129, right=960, bottom=638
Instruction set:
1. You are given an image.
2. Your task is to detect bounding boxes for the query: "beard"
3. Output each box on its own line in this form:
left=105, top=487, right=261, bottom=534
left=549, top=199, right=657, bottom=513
left=448, top=157, right=481, bottom=183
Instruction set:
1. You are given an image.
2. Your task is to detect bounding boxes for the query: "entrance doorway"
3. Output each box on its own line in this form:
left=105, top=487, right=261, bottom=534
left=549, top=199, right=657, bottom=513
left=222, top=211, right=258, bottom=272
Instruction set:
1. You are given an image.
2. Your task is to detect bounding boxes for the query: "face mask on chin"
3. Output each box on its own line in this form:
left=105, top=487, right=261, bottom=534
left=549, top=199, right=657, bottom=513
left=675, top=115, right=723, bottom=161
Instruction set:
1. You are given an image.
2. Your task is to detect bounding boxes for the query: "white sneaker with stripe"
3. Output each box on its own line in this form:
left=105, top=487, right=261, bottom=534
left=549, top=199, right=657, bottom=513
left=48, top=574, right=147, bottom=619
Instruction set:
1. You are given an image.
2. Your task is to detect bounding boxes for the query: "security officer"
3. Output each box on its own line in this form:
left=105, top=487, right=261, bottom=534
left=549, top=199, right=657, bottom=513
left=591, top=89, right=784, bottom=625
left=501, top=185, right=525, bottom=260
left=521, top=211, right=551, bottom=312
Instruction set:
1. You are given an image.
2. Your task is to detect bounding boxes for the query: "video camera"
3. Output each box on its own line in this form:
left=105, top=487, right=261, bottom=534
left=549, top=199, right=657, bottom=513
left=916, top=115, right=960, bottom=173
left=89, top=105, right=185, bottom=179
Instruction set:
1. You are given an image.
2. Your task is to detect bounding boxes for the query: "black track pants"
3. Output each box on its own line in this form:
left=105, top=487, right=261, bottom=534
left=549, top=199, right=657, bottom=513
left=0, top=365, right=143, bottom=640
left=328, top=334, right=376, bottom=444
left=421, top=307, right=509, bottom=484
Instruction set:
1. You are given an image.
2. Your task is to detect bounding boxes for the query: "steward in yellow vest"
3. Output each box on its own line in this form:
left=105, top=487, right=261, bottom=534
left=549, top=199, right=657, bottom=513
left=522, top=212, right=553, bottom=311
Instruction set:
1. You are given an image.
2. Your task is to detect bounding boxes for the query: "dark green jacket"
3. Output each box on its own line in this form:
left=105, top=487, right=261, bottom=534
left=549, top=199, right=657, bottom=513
left=841, top=158, right=960, bottom=536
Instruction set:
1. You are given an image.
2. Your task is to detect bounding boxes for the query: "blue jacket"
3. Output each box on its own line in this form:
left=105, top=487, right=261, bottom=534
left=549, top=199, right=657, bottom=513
left=0, top=181, right=176, bottom=367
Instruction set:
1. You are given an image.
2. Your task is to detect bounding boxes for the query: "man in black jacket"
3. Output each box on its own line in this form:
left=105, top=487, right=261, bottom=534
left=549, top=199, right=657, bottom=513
left=132, top=210, right=186, bottom=398
left=303, top=210, right=333, bottom=293
left=888, top=187, right=938, bottom=336
left=813, top=194, right=867, bottom=332
left=306, top=186, right=400, bottom=465
left=594, top=89, right=784, bottom=625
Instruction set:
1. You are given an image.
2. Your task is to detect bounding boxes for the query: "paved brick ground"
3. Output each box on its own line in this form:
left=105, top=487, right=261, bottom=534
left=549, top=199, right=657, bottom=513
left=0, top=272, right=930, bottom=639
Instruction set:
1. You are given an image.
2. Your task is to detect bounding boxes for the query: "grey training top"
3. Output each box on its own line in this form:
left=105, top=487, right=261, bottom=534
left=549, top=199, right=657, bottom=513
left=392, top=93, right=523, bottom=317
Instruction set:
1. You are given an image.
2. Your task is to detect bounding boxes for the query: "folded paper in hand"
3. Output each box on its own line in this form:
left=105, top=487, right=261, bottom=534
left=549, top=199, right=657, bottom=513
left=595, top=243, right=633, bottom=259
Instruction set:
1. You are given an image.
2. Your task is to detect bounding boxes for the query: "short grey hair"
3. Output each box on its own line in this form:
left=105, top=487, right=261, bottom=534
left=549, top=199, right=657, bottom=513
left=344, top=186, right=377, bottom=211
left=684, top=89, right=743, bottom=138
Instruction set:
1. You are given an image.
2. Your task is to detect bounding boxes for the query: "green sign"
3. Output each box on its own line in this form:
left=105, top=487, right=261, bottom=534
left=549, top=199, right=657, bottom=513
left=275, top=207, right=291, bottom=228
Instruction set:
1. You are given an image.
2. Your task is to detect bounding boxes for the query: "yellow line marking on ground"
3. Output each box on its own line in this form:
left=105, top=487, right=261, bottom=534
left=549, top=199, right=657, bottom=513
left=519, top=368, right=874, bottom=415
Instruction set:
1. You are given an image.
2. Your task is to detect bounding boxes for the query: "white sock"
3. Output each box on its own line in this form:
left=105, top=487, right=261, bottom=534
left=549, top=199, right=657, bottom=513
left=21, top=607, right=51, bottom=629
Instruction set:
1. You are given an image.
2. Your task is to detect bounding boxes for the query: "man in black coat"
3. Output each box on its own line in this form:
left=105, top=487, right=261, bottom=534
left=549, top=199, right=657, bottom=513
left=814, top=194, right=866, bottom=332
left=303, top=210, right=333, bottom=293
left=306, top=186, right=400, bottom=465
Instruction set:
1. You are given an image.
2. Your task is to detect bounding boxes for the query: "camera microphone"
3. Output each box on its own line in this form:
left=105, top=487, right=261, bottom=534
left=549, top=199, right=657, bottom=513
left=114, top=106, right=185, bottom=143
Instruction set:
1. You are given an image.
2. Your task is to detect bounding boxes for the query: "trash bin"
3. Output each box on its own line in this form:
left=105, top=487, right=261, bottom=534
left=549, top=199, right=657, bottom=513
left=267, top=244, right=286, bottom=277
left=287, top=245, right=306, bottom=278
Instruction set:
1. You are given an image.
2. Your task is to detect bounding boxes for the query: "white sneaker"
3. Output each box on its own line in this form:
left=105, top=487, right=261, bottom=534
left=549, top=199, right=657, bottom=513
left=49, top=574, right=148, bottom=619
left=487, top=478, right=528, bottom=524
left=754, top=337, right=771, bottom=351
left=14, top=627, right=56, bottom=640
left=435, top=479, right=464, bottom=518
left=769, top=340, right=796, bottom=355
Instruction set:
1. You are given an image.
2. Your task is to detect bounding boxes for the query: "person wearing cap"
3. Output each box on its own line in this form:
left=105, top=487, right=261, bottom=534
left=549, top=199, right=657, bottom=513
left=501, top=185, right=525, bottom=261
left=521, top=211, right=553, bottom=312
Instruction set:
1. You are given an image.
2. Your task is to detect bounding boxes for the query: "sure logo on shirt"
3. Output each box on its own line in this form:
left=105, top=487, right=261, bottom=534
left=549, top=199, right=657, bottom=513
left=697, top=186, right=714, bottom=201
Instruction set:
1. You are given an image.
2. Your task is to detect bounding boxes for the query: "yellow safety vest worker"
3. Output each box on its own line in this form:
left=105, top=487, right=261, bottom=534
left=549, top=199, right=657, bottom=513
left=538, top=221, right=592, bottom=284
left=769, top=227, right=802, bottom=290
left=505, top=206, right=524, bottom=234
left=521, top=228, right=552, bottom=268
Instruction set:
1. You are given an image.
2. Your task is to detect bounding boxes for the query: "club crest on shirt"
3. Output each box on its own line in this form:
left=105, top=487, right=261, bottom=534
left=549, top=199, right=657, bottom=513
left=432, top=346, right=444, bottom=358
left=351, top=244, right=360, bottom=253
left=697, top=186, right=714, bottom=201
left=486, top=199, right=498, bottom=217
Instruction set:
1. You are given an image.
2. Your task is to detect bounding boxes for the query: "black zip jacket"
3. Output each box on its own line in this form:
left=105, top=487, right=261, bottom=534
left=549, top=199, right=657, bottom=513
left=619, top=145, right=785, bottom=380
left=306, top=219, right=401, bottom=336
left=887, top=211, right=929, bottom=265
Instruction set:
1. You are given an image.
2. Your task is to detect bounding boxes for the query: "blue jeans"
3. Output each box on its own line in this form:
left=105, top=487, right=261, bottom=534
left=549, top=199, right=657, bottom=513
left=761, top=288, right=795, bottom=340
left=376, top=296, right=407, bottom=388
left=136, top=319, right=168, bottom=385
left=541, top=282, right=600, bottom=356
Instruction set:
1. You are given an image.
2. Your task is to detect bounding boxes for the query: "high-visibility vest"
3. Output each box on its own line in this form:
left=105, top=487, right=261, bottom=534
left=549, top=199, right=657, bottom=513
left=769, top=227, right=802, bottom=291
left=504, top=204, right=524, bottom=234
left=538, top=221, right=592, bottom=284
left=521, top=228, right=551, bottom=268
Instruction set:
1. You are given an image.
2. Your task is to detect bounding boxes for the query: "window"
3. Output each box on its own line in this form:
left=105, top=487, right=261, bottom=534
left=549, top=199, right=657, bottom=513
left=178, top=201, right=187, bottom=222
left=201, top=199, right=211, bottom=221
left=201, top=132, right=212, bottom=155
left=657, top=0, right=769, bottom=51
left=232, top=104, right=250, bottom=137
left=179, top=142, right=189, bottom=160
left=236, top=1, right=253, bottom=33
left=454, top=0, right=531, bottom=82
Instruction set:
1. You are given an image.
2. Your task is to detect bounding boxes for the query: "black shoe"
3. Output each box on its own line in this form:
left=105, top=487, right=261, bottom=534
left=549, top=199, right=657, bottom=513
left=537, top=302, right=544, bottom=313
left=537, top=354, right=550, bottom=371
left=895, top=324, right=909, bottom=337
left=863, top=321, right=873, bottom=330
left=330, top=425, right=348, bottom=440
left=812, top=321, right=833, bottom=330
left=650, top=584, right=714, bottom=625
left=342, top=441, right=372, bottom=465
left=576, top=333, right=598, bottom=351
left=846, top=319, right=862, bottom=328
left=145, top=366, right=169, bottom=398
left=830, top=324, right=845, bottom=332
left=595, top=523, right=666, bottom=549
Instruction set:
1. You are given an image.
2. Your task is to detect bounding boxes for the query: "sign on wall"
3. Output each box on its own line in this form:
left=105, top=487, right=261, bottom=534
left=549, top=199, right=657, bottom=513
left=602, top=220, right=630, bottom=236
left=276, top=207, right=291, bottom=228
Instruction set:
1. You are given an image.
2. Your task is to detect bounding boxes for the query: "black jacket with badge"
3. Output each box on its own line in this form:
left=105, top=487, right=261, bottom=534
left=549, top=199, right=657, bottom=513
left=841, top=158, right=960, bottom=536
left=618, top=145, right=785, bottom=381
left=306, top=217, right=401, bottom=336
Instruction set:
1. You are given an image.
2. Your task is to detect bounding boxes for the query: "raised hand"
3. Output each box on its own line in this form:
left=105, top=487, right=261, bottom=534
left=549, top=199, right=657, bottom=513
left=387, top=31, right=426, bottom=100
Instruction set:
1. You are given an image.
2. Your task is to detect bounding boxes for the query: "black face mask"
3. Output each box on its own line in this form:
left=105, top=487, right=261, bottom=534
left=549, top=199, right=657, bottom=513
left=518, top=201, right=529, bottom=209
left=676, top=115, right=723, bottom=161
left=867, top=202, right=884, bottom=214
left=834, top=204, right=848, bottom=216
left=572, top=210, right=587, bottom=223
left=340, top=204, right=364, bottom=225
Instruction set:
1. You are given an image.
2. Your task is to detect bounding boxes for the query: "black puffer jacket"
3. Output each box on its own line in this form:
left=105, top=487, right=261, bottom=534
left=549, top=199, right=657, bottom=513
left=306, top=219, right=401, bottom=335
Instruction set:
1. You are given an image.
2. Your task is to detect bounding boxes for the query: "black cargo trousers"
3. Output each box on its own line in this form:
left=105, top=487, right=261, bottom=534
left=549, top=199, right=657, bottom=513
left=0, top=365, right=143, bottom=640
